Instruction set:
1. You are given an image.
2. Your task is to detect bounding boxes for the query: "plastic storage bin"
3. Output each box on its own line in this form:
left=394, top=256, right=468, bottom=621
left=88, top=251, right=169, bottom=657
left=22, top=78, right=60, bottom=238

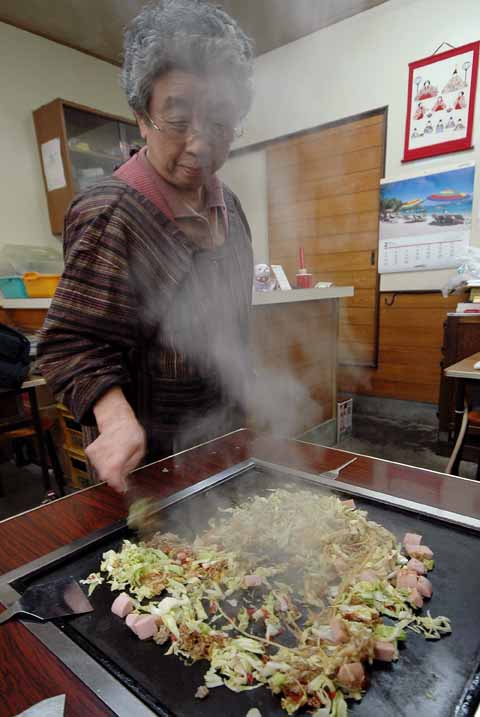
left=23, top=272, right=60, bottom=298
left=0, top=276, right=28, bottom=299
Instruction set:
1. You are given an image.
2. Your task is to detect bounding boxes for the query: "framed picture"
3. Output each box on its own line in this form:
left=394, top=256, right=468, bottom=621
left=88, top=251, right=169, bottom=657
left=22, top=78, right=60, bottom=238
left=403, top=41, right=479, bottom=162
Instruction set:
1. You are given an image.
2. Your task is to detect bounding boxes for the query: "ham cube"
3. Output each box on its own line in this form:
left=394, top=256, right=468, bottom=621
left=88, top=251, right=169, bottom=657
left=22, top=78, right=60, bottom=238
left=374, top=641, right=396, bottom=662
left=111, top=592, right=134, bottom=618
left=330, top=617, right=349, bottom=644
left=396, top=570, right=418, bottom=590
left=133, top=614, right=157, bottom=640
left=403, top=533, right=422, bottom=547
left=417, top=576, right=433, bottom=598
left=126, top=613, right=141, bottom=629
left=342, top=499, right=356, bottom=510
left=407, top=558, right=426, bottom=575
left=244, top=574, right=262, bottom=588
left=337, top=662, right=365, bottom=690
left=409, top=588, right=424, bottom=609
left=406, top=545, right=434, bottom=560
left=359, top=570, right=377, bottom=583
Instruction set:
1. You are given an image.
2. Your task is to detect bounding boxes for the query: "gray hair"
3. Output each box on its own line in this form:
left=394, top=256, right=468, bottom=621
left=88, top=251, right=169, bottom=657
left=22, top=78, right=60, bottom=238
left=121, top=1, right=255, bottom=119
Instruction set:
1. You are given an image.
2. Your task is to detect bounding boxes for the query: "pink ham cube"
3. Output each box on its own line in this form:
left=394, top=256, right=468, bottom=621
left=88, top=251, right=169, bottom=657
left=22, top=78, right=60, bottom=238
left=407, top=558, right=426, bottom=575
left=133, top=614, right=157, bottom=640
left=417, top=576, right=433, bottom=598
left=111, top=593, right=134, bottom=618
left=337, top=662, right=365, bottom=689
left=342, top=499, right=356, bottom=510
left=396, top=570, right=418, bottom=590
left=409, top=588, right=424, bottom=609
left=126, top=613, right=141, bottom=629
left=406, top=545, right=434, bottom=560
left=374, top=641, right=396, bottom=662
left=403, top=533, right=422, bottom=547
left=244, top=574, right=262, bottom=588
left=329, top=617, right=349, bottom=644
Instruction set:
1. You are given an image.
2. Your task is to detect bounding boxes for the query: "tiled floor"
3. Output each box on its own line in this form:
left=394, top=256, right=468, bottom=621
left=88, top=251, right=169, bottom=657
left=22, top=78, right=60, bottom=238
left=0, top=462, right=48, bottom=521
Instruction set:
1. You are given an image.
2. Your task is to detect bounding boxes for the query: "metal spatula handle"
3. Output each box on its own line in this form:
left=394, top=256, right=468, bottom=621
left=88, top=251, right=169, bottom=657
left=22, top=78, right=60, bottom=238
left=0, top=603, right=43, bottom=625
left=334, top=458, right=358, bottom=472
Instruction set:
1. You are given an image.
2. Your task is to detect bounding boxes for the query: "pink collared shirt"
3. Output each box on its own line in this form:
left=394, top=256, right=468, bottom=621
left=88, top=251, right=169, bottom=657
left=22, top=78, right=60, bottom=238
left=114, top=147, right=227, bottom=248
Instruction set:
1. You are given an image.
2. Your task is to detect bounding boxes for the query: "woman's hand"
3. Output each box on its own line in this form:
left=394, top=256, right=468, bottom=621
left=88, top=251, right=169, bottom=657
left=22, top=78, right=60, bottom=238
left=88, top=387, right=146, bottom=492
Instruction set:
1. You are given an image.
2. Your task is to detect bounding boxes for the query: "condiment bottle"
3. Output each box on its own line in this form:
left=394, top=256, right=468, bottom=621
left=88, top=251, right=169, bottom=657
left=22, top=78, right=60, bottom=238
left=296, top=247, right=313, bottom=288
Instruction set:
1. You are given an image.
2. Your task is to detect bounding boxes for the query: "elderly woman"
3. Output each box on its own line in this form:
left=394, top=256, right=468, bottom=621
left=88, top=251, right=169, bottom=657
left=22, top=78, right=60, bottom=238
left=37, top=0, right=255, bottom=492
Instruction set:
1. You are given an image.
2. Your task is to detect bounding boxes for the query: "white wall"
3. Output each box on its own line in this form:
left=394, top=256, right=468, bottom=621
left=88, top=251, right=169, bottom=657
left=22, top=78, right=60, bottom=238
left=220, top=149, right=269, bottom=263
left=225, top=0, right=480, bottom=289
left=0, top=22, right=131, bottom=252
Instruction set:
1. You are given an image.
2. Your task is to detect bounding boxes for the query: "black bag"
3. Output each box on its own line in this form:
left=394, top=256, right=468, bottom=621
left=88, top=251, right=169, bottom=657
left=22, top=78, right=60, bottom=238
left=0, top=323, right=30, bottom=389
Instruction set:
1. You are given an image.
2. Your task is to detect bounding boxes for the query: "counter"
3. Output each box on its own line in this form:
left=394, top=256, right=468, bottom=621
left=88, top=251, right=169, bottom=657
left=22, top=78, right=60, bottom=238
left=251, top=287, right=353, bottom=436
left=1, top=430, right=480, bottom=716
left=1, top=288, right=353, bottom=439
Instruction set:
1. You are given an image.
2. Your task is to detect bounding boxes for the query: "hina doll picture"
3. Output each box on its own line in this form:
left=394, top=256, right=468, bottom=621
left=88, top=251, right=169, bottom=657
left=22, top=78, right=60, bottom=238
left=403, top=42, right=479, bottom=161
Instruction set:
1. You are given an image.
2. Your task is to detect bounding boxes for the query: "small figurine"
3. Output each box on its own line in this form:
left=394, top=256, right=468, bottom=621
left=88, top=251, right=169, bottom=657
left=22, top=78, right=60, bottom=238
left=254, top=264, right=277, bottom=292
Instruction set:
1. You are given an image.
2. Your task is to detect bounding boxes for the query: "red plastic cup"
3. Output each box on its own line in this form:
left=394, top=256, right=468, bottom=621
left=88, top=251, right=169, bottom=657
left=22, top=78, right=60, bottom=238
left=296, top=270, right=313, bottom=289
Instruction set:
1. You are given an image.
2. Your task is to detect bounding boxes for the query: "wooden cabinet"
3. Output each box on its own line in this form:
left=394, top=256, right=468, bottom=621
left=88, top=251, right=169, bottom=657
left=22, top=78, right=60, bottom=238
left=33, top=99, right=143, bottom=235
left=438, top=313, right=480, bottom=456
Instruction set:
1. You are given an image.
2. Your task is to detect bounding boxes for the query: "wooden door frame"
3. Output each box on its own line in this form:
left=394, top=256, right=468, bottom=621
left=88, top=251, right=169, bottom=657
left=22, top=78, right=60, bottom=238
left=230, top=105, right=388, bottom=370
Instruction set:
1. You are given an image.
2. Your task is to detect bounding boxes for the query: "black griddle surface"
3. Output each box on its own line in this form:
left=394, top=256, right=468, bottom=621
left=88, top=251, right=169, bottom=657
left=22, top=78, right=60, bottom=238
left=15, top=465, right=480, bottom=716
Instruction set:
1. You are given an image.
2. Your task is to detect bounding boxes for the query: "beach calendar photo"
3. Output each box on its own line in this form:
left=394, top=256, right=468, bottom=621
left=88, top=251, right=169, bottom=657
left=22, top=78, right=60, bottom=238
left=379, top=163, right=475, bottom=274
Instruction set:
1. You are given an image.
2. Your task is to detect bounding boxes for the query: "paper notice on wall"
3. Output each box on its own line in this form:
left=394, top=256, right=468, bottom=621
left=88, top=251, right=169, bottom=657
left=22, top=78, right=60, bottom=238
left=41, top=138, right=67, bottom=191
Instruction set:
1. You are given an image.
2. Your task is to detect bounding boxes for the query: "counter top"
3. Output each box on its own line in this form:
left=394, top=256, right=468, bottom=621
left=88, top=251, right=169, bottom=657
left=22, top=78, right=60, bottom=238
left=1, top=431, right=479, bottom=716
left=0, top=298, right=52, bottom=309
left=1, top=287, right=354, bottom=311
left=252, top=286, right=354, bottom=305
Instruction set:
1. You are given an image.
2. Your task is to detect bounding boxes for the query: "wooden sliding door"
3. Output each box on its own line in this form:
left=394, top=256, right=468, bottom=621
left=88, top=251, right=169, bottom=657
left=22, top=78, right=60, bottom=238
left=266, top=110, right=386, bottom=366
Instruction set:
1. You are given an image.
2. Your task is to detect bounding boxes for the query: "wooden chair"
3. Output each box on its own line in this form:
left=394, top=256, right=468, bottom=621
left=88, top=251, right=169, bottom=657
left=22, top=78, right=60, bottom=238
left=446, top=403, right=480, bottom=479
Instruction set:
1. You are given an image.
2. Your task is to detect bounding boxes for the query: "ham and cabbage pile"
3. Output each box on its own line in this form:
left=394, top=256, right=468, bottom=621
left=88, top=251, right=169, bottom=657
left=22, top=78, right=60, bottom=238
left=83, top=488, right=451, bottom=716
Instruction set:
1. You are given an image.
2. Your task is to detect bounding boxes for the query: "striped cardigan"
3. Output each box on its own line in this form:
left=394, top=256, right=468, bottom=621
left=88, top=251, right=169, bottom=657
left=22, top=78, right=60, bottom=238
left=37, top=179, right=253, bottom=460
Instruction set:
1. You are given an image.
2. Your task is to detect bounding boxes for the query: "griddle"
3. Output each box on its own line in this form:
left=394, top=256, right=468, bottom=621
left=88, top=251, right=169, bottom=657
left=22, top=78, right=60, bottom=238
left=1, top=458, right=480, bottom=717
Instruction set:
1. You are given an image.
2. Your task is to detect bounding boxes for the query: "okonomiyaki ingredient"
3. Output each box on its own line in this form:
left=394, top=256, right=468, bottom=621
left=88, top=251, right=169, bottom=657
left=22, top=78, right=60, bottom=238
left=195, top=685, right=209, bottom=699
left=111, top=592, right=134, bottom=618
left=403, top=532, right=422, bottom=547
left=407, top=558, right=426, bottom=575
left=408, top=588, right=424, bottom=609
left=337, top=663, right=365, bottom=689
left=79, top=572, right=103, bottom=596
left=396, top=570, right=418, bottom=590
left=417, top=576, right=433, bottom=598
left=374, top=640, right=397, bottom=662
left=133, top=614, right=157, bottom=640
left=406, top=545, right=434, bottom=560
left=89, top=488, right=451, bottom=716
left=126, top=613, right=141, bottom=629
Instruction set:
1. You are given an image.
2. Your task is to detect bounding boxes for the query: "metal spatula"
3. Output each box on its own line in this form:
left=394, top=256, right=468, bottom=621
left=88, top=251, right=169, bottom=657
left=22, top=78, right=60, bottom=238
left=320, top=457, right=358, bottom=480
left=0, top=577, right=93, bottom=625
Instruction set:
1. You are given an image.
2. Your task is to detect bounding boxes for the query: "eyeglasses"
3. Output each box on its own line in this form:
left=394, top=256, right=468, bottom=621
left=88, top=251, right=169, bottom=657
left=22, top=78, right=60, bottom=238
left=144, top=111, right=244, bottom=142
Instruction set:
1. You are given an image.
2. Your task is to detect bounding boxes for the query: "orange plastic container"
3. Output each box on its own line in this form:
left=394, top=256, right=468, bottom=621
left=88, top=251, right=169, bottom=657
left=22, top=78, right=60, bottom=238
left=23, top=271, right=60, bottom=298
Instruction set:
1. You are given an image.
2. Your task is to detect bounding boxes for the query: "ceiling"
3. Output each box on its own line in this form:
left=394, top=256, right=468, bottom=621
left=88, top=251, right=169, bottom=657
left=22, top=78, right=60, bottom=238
left=0, top=0, right=391, bottom=65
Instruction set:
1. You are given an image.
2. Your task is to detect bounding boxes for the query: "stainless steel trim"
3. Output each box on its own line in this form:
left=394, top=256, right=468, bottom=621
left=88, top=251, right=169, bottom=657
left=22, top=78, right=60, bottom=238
left=255, top=458, right=480, bottom=531
left=25, top=621, right=158, bottom=716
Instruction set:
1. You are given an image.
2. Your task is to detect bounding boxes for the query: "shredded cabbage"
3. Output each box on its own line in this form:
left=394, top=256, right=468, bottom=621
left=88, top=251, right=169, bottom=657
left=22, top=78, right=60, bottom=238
left=89, top=488, right=451, bottom=716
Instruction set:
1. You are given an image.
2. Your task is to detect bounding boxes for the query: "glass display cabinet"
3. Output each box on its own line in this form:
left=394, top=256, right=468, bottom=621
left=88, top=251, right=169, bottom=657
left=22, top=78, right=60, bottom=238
left=33, top=99, right=143, bottom=235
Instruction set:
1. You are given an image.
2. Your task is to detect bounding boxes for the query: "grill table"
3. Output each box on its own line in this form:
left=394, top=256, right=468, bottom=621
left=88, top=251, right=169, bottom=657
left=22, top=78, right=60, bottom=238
left=1, top=442, right=480, bottom=717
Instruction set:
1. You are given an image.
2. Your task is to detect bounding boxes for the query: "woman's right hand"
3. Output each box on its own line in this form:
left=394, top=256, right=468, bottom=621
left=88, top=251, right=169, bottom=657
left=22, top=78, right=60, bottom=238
left=88, top=387, right=146, bottom=492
